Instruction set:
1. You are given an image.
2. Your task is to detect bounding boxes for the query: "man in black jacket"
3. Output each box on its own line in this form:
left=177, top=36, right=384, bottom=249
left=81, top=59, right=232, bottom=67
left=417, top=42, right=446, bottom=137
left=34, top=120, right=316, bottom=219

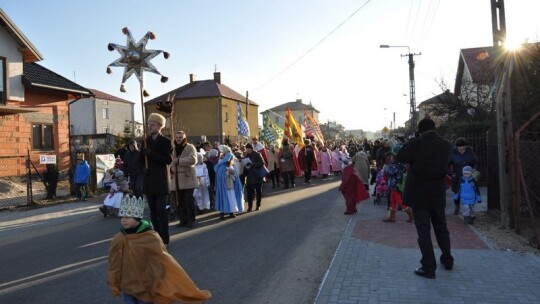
left=396, top=118, right=454, bottom=279
left=142, top=113, right=173, bottom=246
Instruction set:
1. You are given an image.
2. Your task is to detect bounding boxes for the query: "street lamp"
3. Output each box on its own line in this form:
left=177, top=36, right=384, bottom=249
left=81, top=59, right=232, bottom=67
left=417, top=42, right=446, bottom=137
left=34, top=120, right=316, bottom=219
left=380, top=44, right=421, bottom=132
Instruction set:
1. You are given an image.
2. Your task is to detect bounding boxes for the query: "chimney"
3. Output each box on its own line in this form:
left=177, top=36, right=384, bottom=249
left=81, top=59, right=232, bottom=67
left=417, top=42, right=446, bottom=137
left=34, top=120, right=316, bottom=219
left=213, top=72, right=221, bottom=84
left=189, top=73, right=197, bottom=83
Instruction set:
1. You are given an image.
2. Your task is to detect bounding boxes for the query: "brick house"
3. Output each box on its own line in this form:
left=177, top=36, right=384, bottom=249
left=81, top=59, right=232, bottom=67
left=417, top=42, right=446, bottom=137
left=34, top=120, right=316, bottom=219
left=0, top=8, right=91, bottom=177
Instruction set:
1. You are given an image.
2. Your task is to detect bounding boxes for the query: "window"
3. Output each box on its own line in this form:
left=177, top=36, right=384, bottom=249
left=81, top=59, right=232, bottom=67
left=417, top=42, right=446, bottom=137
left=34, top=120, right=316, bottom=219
left=32, top=124, right=54, bottom=150
left=103, top=127, right=109, bottom=134
left=275, top=116, right=281, bottom=124
left=0, top=57, right=6, bottom=104
left=225, top=112, right=229, bottom=122
left=102, top=108, right=109, bottom=119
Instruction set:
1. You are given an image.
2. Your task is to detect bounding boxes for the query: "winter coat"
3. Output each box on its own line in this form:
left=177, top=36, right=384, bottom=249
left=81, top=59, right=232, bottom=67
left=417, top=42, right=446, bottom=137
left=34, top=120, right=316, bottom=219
left=278, top=144, right=295, bottom=172
left=454, top=176, right=482, bottom=205
left=142, top=134, right=173, bottom=195
left=73, top=160, right=90, bottom=184
left=448, top=146, right=478, bottom=192
left=171, top=143, right=198, bottom=190
left=384, top=160, right=405, bottom=190
left=266, top=148, right=280, bottom=171
left=297, top=145, right=318, bottom=171
left=244, top=149, right=265, bottom=185
left=396, top=130, right=452, bottom=210
left=123, top=150, right=144, bottom=178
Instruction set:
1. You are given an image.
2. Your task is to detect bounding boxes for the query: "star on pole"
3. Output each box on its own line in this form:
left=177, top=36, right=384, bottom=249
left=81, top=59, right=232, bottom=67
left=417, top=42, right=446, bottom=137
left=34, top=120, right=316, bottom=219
left=106, top=27, right=169, bottom=96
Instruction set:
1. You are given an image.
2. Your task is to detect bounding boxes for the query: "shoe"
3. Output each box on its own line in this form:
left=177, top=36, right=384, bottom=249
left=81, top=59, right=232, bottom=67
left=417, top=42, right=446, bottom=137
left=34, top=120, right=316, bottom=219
left=247, top=207, right=252, bottom=212
left=186, top=223, right=194, bottom=228
left=229, top=213, right=236, bottom=218
left=441, top=262, right=453, bottom=271
left=177, top=222, right=187, bottom=228
left=414, top=267, right=435, bottom=279
left=99, top=206, right=107, bottom=217
left=344, top=211, right=355, bottom=215
left=219, top=213, right=225, bottom=220
left=255, top=206, right=261, bottom=211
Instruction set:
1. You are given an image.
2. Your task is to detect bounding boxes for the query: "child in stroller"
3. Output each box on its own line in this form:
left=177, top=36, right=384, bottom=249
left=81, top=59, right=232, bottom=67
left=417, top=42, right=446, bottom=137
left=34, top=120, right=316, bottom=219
left=374, top=169, right=389, bottom=205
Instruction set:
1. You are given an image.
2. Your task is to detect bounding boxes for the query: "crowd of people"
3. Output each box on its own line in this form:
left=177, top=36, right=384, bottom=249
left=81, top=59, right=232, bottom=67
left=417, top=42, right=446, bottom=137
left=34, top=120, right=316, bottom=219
left=73, top=113, right=484, bottom=301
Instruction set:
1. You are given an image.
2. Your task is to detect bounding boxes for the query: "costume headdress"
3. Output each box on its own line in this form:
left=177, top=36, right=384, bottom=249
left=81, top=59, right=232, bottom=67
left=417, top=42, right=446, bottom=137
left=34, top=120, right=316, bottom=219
left=148, top=112, right=166, bottom=126
left=118, top=196, right=144, bottom=219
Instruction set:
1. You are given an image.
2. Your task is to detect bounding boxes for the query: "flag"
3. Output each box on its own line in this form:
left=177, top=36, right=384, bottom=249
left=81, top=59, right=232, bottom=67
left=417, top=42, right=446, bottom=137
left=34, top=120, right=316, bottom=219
left=304, top=111, right=325, bottom=145
left=237, top=102, right=250, bottom=138
left=285, top=108, right=304, bottom=148
left=261, top=113, right=285, bottom=145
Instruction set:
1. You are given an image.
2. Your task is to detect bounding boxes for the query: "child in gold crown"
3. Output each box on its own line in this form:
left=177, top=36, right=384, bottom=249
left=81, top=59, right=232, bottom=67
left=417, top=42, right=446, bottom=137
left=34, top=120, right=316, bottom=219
left=107, top=196, right=212, bottom=304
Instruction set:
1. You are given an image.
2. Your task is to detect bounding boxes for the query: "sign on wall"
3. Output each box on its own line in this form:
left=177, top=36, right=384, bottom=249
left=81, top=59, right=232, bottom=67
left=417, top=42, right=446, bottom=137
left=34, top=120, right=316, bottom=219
left=39, top=155, right=57, bottom=164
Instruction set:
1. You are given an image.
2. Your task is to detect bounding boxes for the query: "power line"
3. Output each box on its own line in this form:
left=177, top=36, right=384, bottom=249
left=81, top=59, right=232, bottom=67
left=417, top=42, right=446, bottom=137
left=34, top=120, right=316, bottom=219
left=255, top=0, right=373, bottom=91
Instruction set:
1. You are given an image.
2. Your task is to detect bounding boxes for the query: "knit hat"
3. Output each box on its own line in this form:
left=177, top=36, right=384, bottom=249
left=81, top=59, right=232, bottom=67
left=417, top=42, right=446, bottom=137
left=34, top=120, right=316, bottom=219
left=114, top=170, right=125, bottom=178
left=417, top=118, right=436, bottom=134
left=462, top=166, right=473, bottom=175
left=148, top=112, right=166, bottom=126
left=119, top=196, right=144, bottom=219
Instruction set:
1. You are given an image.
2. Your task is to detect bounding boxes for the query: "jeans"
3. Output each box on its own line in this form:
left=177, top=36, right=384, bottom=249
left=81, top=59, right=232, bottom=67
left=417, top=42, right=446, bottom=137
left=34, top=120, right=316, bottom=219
left=123, top=293, right=152, bottom=304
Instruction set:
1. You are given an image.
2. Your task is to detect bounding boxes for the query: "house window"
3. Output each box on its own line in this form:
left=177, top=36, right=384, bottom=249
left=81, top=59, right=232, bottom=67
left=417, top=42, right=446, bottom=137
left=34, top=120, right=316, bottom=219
left=102, top=108, right=109, bottom=119
left=32, top=124, right=54, bottom=150
left=225, top=112, right=229, bottom=122
left=275, top=116, right=281, bottom=124
left=0, top=57, right=6, bottom=104
left=103, top=127, right=109, bottom=134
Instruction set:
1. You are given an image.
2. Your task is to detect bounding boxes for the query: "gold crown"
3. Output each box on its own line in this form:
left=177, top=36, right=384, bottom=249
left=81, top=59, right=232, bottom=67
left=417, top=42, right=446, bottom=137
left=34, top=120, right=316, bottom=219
left=118, top=196, right=145, bottom=219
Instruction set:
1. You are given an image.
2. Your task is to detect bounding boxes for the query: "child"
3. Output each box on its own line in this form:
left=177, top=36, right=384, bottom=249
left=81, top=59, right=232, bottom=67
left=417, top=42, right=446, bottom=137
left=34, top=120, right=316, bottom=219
left=107, top=196, right=212, bottom=304
left=194, top=153, right=211, bottom=213
left=382, top=146, right=414, bottom=223
left=100, top=170, right=129, bottom=217
left=339, top=160, right=369, bottom=215
left=454, top=165, right=482, bottom=224
left=73, top=153, right=90, bottom=201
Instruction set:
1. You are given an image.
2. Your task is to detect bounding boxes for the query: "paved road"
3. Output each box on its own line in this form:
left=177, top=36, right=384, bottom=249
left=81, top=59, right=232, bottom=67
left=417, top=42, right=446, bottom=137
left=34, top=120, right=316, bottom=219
left=0, top=177, right=348, bottom=304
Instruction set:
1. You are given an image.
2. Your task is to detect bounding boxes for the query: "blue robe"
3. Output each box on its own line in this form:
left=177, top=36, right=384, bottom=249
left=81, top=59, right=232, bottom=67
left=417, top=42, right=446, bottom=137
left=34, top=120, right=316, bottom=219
left=214, top=154, right=244, bottom=213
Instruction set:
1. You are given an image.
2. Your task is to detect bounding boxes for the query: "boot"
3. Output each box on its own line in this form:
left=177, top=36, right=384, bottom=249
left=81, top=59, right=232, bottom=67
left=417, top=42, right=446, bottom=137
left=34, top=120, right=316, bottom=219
left=383, top=209, right=396, bottom=222
left=404, top=208, right=414, bottom=222
left=453, top=200, right=460, bottom=215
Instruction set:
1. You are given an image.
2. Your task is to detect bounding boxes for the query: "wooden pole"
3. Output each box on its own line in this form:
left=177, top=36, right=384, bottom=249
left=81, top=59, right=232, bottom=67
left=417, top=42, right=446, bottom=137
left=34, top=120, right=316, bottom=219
left=140, top=84, right=148, bottom=168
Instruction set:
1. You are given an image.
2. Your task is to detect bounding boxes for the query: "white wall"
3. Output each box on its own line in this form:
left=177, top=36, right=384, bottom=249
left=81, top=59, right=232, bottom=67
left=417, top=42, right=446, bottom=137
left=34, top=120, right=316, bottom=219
left=70, top=97, right=96, bottom=135
left=0, top=26, right=24, bottom=102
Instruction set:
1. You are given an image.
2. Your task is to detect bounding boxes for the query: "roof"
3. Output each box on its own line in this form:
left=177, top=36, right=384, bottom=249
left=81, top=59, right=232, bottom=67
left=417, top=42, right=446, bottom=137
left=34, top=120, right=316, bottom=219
left=146, top=79, right=258, bottom=105
left=0, top=8, right=43, bottom=62
left=88, top=88, right=134, bottom=104
left=22, top=62, right=91, bottom=95
left=461, top=46, right=496, bottom=84
left=417, top=90, right=455, bottom=108
left=265, top=100, right=320, bottom=113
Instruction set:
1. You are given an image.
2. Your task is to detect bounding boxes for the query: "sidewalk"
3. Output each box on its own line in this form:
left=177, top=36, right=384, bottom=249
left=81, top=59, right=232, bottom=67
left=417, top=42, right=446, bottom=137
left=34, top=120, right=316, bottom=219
left=315, top=189, right=540, bottom=304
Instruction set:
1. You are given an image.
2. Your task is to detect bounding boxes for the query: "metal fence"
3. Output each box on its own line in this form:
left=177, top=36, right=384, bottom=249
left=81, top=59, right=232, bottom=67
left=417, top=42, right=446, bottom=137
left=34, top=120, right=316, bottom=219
left=0, top=155, right=71, bottom=209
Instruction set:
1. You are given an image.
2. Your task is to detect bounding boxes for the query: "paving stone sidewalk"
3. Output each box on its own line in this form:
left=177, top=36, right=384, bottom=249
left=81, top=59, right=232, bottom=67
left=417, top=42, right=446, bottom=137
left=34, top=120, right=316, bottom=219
left=315, top=190, right=540, bottom=304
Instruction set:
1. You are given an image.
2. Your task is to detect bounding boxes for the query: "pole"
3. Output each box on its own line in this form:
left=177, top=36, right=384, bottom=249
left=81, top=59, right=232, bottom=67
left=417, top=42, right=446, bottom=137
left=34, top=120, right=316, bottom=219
left=401, top=52, right=421, bottom=131
left=140, top=84, right=148, bottom=168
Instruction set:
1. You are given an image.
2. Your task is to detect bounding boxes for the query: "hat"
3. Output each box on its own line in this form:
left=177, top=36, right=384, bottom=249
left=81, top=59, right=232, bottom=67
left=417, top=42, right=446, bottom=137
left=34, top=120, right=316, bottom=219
left=76, top=153, right=84, bottom=160
left=114, top=170, right=125, bottom=178
left=119, top=196, right=144, bottom=219
left=245, top=143, right=253, bottom=150
left=208, top=149, right=219, bottom=157
left=391, top=145, right=401, bottom=156
left=455, top=137, right=468, bottom=147
left=148, top=113, right=166, bottom=126
left=462, top=166, right=473, bottom=175
left=417, top=118, right=436, bottom=134
left=220, top=145, right=232, bottom=154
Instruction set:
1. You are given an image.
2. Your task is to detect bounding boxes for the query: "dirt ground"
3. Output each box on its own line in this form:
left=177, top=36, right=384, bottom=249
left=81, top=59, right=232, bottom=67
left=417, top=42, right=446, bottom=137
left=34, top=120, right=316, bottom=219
left=473, top=210, right=540, bottom=256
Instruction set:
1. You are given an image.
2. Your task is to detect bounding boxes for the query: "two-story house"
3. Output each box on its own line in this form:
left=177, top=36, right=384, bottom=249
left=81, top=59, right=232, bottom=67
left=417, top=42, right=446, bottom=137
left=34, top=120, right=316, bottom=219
left=261, top=99, right=319, bottom=130
left=145, top=72, right=259, bottom=144
left=0, top=8, right=91, bottom=177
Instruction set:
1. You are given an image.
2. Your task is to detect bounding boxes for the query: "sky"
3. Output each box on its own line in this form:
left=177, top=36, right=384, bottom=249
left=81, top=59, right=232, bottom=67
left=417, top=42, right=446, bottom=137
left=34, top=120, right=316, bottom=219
left=2, top=0, right=540, bottom=132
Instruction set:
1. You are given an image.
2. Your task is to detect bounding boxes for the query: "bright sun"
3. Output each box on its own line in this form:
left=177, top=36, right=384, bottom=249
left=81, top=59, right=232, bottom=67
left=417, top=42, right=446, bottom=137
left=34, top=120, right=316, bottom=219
left=504, top=37, right=523, bottom=51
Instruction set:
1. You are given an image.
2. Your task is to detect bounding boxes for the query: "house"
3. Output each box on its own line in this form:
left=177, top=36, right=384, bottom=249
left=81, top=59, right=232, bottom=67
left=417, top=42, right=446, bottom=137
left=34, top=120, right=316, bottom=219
left=261, top=99, right=320, bottom=129
left=145, top=72, right=259, bottom=144
left=0, top=8, right=91, bottom=177
left=417, top=90, right=456, bottom=126
left=454, top=46, right=496, bottom=100
left=71, top=88, right=135, bottom=137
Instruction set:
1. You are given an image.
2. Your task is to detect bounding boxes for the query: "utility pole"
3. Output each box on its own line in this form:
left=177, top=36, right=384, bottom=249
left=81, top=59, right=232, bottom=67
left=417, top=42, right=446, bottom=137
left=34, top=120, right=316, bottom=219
left=380, top=45, right=420, bottom=132
left=491, top=0, right=515, bottom=227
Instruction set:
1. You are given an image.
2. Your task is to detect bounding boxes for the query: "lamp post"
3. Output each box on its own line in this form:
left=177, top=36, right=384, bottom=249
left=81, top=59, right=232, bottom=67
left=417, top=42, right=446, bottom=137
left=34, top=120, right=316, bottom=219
left=380, top=45, right=421, bottom=132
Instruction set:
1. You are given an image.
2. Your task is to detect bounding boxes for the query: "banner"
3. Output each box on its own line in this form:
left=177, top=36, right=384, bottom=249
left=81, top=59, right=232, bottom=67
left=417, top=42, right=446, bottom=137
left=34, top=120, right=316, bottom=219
left=237, top=102, right=250, bottom=138
left=261, top=113, right=284, bottom=146
left=304, top=111, right=325, bottom=145
left=285, top=108, right=304, bottom=148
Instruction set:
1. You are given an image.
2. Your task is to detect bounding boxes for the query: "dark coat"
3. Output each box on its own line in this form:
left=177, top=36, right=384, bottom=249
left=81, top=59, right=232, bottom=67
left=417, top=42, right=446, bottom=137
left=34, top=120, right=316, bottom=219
left=244, top=149, right=265, bottom=185
left=142, top=134, right=173, bottom=195
left=396, top=130, right=452, bottom=210
left=448, top=146, right=478, bottom=192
